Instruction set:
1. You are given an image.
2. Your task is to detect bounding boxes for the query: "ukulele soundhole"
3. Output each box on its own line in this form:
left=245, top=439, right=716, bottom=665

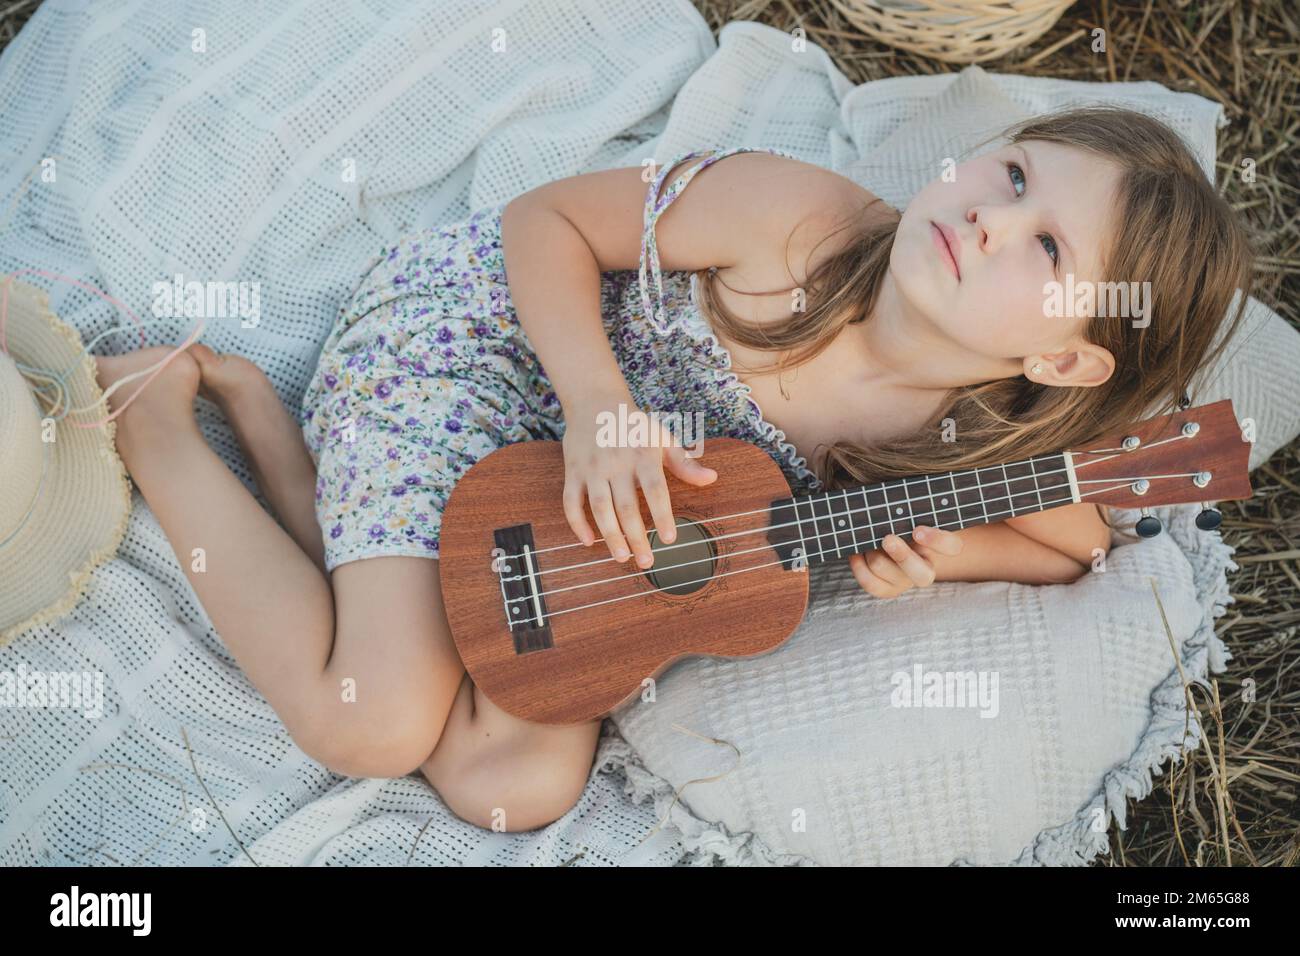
left=643, top=517, right=716, bottom=596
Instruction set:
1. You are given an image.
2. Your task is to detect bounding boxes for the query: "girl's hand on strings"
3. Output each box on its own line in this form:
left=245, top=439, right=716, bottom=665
left=561, top=386, right=716, bottom=568
left=847, top=525, right=963, bottom=599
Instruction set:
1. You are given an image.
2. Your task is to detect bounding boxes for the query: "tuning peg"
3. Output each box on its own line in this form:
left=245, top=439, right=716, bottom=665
left=1196, top=505, right=1223, bottom=531
left=1135, top=510, right=1163, bottom=538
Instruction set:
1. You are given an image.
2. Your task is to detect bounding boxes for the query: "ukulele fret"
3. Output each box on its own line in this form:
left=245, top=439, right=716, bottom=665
left=858, top=484, right=888, bottom=549
left=1029, top=453, right=1073, bottom=514
left=974, top=466, right=991, bottom=523
left=1003, top=459, right=1045, bottom=520
left=904, top=475, right=936, bottom=539
left=1028, top=455, right=1045, bottom=511
left=929, top=473, right=958, bottom=531
left=810, top=492, right=847, bottom=558
left=950, top=470, right=985, bottom=529
left=798, top=495, right=825, bottom=563
left=841, top=488, right=859, bottom=552
left=880, top=480, right=909, bottom=545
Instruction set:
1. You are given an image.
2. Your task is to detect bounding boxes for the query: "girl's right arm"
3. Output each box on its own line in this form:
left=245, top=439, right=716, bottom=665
left=499, top=153, right=858, bottom=568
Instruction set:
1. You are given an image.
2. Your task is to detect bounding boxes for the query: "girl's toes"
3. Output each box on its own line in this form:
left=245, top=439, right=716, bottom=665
left=93, top=346, right=201, bottom=420
left=193, top=344, right=270, bottom=408
left=93, top=354, right=128, bottom=393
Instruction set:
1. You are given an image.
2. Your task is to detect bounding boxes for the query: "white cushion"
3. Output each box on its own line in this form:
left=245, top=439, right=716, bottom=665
left=608, top=63, right=1298, bottom=866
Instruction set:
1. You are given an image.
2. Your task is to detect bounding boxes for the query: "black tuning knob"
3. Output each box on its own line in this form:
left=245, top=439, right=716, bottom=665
left=1196, top=507, right=1223, bottom=531
left=1135, top=514, right=1163, bottom=538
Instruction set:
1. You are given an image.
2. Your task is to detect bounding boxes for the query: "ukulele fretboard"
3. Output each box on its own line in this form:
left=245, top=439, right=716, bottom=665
left=766, top=453, right=1077, bottom=568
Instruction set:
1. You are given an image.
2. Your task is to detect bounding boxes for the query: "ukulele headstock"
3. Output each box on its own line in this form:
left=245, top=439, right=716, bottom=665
left=1067, top=399, right=1251, bottom=534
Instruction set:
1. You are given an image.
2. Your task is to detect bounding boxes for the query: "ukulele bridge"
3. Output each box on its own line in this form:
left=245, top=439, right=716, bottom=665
left=493, top=524, right=555, bottom=654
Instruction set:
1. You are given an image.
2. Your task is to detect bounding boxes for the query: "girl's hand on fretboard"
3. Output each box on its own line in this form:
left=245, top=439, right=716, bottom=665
left=847, top=525, right=964, bottom=599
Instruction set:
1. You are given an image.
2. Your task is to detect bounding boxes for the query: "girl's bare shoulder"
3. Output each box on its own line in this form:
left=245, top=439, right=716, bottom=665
left=509, top=151, right=889, bottom=292
left=708, top=155, right=893, bottom=313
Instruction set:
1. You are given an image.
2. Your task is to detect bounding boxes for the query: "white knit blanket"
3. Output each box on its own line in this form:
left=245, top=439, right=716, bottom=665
left=0, top=1, right=1248, bottom=866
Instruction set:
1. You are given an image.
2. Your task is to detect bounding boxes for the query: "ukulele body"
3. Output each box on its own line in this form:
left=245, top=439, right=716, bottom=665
left=437, top=438, right=809, bottom=725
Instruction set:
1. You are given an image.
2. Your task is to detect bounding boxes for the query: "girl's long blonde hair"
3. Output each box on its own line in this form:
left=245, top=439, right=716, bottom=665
left=692, top=107, right=1254, bottom=536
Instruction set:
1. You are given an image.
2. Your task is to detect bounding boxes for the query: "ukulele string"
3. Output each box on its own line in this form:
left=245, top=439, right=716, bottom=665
left=505, top=475, right=1185, bottom=617
left=503, top=453, right=1203, bottom=583
left=519, top=477, right=1143, bottom=624
left=508, top=461, right=1077, bottom=560
left=498, top=428, right=1197, bottom=566
left=507, top=463, right=1205, bottom=588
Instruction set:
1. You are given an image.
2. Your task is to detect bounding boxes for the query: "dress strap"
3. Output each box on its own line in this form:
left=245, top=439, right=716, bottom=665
left=638, top=145, right=799, bottom=333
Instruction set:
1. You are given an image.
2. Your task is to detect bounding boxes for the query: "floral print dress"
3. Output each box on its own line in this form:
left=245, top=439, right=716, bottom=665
left=300, top=145, right=820, bottom=572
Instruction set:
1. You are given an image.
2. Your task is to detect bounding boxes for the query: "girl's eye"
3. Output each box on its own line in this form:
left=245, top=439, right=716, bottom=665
left=1007, top=160, right=1059, bottom=268
left=1007, top=162, right=1026, bottom=196
left=1039, top=234, right=1059, bottom=266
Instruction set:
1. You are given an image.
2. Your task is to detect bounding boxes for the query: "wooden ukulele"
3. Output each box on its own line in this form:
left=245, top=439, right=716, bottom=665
left=438, top=399, right=1252, bottom=725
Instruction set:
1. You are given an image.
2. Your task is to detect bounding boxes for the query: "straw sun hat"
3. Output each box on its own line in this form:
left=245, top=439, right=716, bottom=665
left=0, top=278, right=131, bottom=647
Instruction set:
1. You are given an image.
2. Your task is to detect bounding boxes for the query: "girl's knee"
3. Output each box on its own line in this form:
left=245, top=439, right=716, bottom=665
left=290, top=696, right=447, bottom=779
left=442, top=760, right=592, bottom=832
left=425, top=734, right=598, bottom=832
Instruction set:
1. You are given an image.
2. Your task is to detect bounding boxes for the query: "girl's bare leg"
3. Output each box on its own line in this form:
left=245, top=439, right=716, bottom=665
left=419, top=672, right=603, bottom=831
left=110, top=346, right=601, bottom=830
left=95, top=347, right=457, bottom=777
left=192, top=347, right=603, bottom=830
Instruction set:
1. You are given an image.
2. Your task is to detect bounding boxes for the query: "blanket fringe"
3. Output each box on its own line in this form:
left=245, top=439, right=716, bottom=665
left=594, top=732, right=817, bottom=866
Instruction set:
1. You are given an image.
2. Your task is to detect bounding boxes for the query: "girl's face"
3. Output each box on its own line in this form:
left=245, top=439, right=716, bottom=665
left=891, top=139, right=1122, bottom=363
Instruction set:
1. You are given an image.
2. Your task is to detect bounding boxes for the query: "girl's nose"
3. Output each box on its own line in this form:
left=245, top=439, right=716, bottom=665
left=966, top=204, right=1019, bottom=254
left=965, top=206, right=992, bottom=253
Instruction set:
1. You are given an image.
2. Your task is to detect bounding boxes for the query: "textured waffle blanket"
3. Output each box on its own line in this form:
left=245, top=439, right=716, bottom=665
left=0, top=0, right=1266, bottom=866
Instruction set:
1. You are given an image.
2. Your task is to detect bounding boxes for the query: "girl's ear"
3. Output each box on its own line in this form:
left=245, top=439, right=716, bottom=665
left=1031, top=343, right=1115, bottom=388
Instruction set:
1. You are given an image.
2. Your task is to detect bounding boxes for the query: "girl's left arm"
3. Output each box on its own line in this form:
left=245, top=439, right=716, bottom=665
left=1002, top=502, right=1113, bottom=568
left=927, top=502, right=1111, bottom=586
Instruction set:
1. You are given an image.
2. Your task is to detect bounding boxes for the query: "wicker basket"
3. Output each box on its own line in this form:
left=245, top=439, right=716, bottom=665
left=828, top=0, right=1076, bottom=64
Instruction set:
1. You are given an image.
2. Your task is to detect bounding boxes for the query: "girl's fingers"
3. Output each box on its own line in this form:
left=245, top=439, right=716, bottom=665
left=611, top=476, right=653, bottom=568
left=586, top=480, right=630, bottom=563
left=868, top=544, right=913, bottom=588
left=913, top=524, right=963, bottom=556
left=636, top=465, right=677, bottom=545
left=662, top=442, right=717, bottom=487
left=881, top=533, right=935, bottom=588
left=848, top=552, right=905, bottom=598
left=563, top=478, right=595, bottom=546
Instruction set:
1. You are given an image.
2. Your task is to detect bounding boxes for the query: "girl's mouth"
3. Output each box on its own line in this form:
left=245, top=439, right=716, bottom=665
left=930, top=221, right=961, bottom=281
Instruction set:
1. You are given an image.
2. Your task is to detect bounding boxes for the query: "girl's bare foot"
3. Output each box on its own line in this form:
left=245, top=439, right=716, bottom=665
left=94, top=346, right=202, bottom=439
left=191, top=344, right=302, bottom=463
left=190, top=343, right=278, bottom=417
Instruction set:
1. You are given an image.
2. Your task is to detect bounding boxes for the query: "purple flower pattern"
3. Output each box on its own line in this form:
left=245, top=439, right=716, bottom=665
left=298, top=147, right=818, bottom=572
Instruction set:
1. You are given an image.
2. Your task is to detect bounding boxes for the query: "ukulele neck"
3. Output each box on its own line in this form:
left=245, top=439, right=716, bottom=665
left=767, top=452, right=1079, bottom=568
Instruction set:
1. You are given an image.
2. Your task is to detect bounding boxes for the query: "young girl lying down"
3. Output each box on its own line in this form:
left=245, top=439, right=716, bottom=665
left=95, top=106, right=1253, bottom=833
